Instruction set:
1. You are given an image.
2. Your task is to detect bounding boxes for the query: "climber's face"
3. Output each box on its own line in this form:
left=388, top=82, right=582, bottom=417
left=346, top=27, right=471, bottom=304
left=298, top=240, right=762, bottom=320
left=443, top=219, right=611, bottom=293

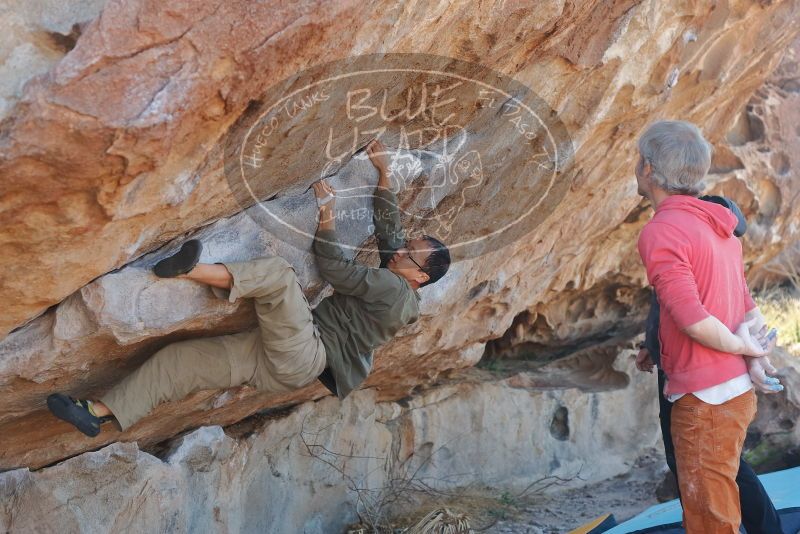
left=388, top=239, right=431, bottom=287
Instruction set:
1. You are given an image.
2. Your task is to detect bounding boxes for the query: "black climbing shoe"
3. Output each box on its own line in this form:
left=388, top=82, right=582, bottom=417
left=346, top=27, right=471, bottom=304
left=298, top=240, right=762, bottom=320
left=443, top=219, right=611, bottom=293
left=47, top=393, right=107, bottom=437
left=153, top=239, right=203, bottom=278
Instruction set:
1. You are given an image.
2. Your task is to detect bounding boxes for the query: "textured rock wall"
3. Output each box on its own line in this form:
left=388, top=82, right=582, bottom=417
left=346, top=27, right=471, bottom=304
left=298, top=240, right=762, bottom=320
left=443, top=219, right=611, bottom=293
left=0, top=0, right=798, bottom=482
left=1, top=0, right=799, bottom=482
left=3, top=0, right=797, bottom=338
left=0, top=355, right=664, bottom=533
left=2, top=350, right=797, bottom=533
left=0, top=0, right=107, bottom=118
left=2, top=1, right=800, bottom=531
left=727, top=38, right=800, bottom=288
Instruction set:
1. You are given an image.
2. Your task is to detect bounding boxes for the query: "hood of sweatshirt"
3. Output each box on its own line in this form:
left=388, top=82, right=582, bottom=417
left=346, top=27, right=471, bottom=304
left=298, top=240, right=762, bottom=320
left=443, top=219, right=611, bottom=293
left=700, top=195, right=748, bottom=237
left=655, top=195, right=737, bottom=238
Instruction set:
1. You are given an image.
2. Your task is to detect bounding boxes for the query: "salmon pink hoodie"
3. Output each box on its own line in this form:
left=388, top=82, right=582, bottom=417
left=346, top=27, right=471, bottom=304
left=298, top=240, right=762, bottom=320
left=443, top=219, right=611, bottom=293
left=637, top=195, right=755, bottom=395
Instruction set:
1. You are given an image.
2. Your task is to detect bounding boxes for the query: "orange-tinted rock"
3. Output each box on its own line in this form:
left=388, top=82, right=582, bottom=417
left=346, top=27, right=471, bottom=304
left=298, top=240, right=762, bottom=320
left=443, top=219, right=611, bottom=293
left=1, top=0, right=799, bottom=473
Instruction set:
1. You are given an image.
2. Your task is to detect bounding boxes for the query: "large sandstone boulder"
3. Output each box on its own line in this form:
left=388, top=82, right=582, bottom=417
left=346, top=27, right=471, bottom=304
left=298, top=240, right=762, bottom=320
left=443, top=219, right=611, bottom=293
left=1, top=0, right=799, bottom=481
left=2, top=348, right=796, bottom=532
left=0, top=355, right=664, bottom=533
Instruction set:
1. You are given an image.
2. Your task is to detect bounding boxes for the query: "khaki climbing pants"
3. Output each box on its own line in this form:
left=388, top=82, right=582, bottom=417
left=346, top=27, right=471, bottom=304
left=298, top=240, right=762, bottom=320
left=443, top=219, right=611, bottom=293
left=101, top=256, right=326, bottom=431
left=671, top=389, right=757, bottom=534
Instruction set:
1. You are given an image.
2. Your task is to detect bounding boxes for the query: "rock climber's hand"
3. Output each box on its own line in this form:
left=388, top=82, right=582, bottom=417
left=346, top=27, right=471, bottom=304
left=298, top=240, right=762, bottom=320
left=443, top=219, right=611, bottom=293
left=312, top=179, right=336, bottom=209
left=367, top=139, right=391, bottom=177
left=312, top=179, right=336, bottom=230
left=635, top=347, right=654, bottom=373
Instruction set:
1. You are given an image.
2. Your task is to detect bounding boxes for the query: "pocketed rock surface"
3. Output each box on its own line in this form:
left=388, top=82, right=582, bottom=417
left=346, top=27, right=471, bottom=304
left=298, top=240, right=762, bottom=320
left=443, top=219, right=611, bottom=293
left=1, top=1, right=800, bottom=531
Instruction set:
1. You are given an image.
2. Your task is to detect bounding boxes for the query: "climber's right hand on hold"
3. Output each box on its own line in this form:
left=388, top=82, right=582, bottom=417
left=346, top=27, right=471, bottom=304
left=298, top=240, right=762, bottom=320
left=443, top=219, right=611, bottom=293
left=312, top=179, right=336, bottom=208
left=367, top=139, right=391, bottom=178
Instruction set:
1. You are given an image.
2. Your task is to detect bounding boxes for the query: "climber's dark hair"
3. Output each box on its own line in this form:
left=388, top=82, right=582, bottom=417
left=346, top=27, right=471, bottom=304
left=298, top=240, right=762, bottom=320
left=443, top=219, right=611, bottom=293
left=419, top=235, right=450, bottom=288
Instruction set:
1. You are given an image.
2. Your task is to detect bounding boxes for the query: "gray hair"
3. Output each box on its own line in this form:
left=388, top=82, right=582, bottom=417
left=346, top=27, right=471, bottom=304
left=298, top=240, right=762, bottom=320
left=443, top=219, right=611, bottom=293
left=637, top=120, right=712, bottom=195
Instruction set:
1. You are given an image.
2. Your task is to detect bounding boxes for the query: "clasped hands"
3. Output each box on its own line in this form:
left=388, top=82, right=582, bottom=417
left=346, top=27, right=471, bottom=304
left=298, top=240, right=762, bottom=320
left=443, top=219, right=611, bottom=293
left=737, top=316, right=783, bottom=394
left=635, top=317, right=783, bottom=394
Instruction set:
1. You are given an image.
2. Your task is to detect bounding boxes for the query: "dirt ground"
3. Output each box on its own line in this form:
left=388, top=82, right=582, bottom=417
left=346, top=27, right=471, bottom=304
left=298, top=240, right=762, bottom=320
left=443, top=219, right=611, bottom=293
left=345, top=449, right=669, bottom=533
left=366, top=449, right=670, bottom=533
left=483, top=449, right=667, bottom=533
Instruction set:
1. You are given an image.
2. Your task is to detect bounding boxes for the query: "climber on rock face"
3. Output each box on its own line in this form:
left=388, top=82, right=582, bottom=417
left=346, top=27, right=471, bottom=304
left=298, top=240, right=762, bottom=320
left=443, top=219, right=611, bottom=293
left=46, top=139, right=451, bottom=438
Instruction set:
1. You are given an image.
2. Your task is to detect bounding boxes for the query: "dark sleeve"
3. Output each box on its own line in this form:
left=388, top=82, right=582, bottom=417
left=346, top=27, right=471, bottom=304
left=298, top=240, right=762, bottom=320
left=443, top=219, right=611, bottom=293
left=313, top=228, right=403, bottom=304
left=644, top=290, right=662, bottom=368
left=373, top=188, right=405, bottom=268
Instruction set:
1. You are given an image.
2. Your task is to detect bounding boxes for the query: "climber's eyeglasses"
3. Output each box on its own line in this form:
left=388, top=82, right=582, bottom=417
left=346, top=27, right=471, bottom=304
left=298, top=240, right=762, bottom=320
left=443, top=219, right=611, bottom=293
left=401, top=241, right=426, bottom=272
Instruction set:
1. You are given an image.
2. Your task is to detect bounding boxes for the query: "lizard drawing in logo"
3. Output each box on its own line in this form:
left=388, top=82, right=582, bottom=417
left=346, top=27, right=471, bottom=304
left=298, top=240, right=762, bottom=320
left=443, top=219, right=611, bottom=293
left=422, top=150, right=483, bottom=239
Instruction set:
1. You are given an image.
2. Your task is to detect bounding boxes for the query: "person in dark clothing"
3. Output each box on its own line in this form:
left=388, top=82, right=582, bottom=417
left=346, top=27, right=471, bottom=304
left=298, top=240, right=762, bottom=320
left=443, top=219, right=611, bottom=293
left=636, top=195, right=784, bottom=534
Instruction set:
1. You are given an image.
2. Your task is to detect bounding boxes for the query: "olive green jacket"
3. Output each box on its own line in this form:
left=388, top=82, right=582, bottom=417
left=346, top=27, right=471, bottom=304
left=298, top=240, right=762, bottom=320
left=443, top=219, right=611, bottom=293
left=312, top=188, right=420, bottom=398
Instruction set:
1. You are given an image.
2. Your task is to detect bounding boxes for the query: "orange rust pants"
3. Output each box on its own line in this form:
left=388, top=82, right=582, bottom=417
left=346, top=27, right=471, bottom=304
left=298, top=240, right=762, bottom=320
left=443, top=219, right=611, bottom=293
left=671, top=389, right=757, bottom=534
